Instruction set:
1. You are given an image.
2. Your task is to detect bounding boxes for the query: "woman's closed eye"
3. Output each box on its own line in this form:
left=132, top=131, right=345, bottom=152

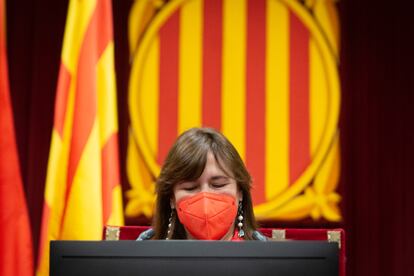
left=183, top=185, right=198, bottom=191
left=211, top=182, right=229, bottom=188
left=210, top=176, right=231, bottom=189
left=178, top=182, right=198, bottom=191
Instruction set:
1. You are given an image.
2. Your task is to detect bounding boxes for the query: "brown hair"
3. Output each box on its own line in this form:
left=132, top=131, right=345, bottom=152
left=152, top=127, right=258, bottom=240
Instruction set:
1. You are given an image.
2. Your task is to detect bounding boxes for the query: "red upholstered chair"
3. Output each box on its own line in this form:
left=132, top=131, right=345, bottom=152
left=104, top=226, right=345, bottom=276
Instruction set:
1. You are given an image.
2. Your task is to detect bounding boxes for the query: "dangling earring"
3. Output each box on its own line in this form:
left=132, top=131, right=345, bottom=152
left=166, top=208, right=174, bottom=240
left=237, top=201, right=245, bottom=238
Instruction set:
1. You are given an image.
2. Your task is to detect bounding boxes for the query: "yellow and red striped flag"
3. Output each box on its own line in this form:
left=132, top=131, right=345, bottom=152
left=0, top=0, right=34, bottom=275
left=36, top=0, right=124, bottom=275
left=125, top=0, right=163, bottom=218
left=126, top=0, right=341, bottom=221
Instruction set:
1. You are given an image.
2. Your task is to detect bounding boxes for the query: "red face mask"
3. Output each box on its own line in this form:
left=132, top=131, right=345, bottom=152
left=176, top=192, right=238, bottom=240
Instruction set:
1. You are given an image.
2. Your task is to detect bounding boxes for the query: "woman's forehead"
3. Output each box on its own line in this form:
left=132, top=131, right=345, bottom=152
left=206, top=152, right=234, bottom=178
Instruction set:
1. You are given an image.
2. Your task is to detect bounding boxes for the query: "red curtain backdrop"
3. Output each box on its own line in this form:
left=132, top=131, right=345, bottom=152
left=5, top=0, right=414, bottom=275
left=339, top=1, right=414, bottom=275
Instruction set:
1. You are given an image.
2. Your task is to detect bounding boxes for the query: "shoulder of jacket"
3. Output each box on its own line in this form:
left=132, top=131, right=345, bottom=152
left=252, top=230, right=268, bottom=241
left=136, top=228, right=155, bottom=241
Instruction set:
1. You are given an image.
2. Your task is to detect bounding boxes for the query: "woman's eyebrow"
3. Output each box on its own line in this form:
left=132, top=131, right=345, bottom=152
left=210, top=175, right=229, bottom=181
left=176, top=180, right=196, bottom=186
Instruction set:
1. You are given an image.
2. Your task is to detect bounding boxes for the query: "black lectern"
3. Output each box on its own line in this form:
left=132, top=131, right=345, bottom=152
left=50, top=240, right=338, bottom=276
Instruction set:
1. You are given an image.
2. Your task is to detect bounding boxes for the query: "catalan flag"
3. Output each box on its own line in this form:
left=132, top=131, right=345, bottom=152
left=0, top=0, right=34, bottom=275
left=126, top=0, right=341, bottom=221
left=36, top=0, right=124, bottom=275
left=125, top=0, right=161, bottom=218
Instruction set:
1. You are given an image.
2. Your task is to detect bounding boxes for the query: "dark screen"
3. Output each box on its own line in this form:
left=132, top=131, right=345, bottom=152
left=50, top=240, right=338, bottom=276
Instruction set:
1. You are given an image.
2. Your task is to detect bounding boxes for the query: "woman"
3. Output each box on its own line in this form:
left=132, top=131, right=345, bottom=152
left=138, top=127, right=266, bottom=241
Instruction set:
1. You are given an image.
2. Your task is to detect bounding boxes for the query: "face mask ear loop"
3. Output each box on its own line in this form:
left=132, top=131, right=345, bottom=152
left=237, top=201, right=245, bottom=238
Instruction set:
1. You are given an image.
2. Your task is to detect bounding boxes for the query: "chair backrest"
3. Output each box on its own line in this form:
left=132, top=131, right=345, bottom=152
left=103, top=225, right=345, bottom=276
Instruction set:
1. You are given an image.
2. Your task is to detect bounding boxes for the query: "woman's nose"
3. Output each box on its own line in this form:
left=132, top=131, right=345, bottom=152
left=199, top=183, right=213, bottom=193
